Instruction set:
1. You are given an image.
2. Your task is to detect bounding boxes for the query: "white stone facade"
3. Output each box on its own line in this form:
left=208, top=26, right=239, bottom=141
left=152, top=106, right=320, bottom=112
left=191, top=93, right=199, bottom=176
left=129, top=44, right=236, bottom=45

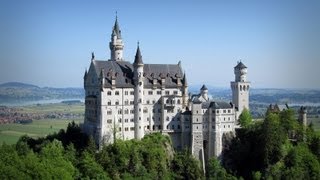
left=82, top=18, right=250, bottom=164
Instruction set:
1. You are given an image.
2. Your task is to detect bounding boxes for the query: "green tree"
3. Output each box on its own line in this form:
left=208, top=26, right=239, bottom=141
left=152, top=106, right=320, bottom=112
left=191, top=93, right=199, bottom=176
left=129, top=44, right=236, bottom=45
left=207, top=157, right=236, bottom=180
left=171, top=149, right=203, bottom=180
left=78, top=151, right=109, bottom=179
left=238, top=108, right=252, bottom=128
left=39, top=140, right=76, bottom=179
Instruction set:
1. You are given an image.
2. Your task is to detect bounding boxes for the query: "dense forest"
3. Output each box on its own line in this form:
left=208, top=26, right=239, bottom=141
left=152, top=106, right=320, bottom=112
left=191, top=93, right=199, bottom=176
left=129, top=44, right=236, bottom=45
left=1, top=108, right=320, bottom=179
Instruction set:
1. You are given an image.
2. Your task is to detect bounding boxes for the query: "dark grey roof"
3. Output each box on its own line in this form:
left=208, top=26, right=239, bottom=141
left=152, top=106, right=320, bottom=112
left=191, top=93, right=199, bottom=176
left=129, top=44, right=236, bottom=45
left=112, top=18, right=121, bottom=38
left=134, top=46, right=143, bottom=65
left=92, top=60, right=183, bottom=88
left=201, top=101, right=211, bottom=109
left=200, top=84, right=208, bottom=91
left=209, top=101, right=233, bottom=109
left=235, top=62, right=247, bottom=69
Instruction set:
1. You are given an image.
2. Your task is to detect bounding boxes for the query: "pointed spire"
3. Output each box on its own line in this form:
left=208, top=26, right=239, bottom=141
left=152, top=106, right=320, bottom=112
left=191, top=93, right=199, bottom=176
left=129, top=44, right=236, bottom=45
left=134, top=42, right=143, bottom=65
left=112, top=12, right=121, bottom=38
left=84, top=68, right=87, bottom=78
left=91, top=52, right=95, bottom=61
left=183, top=71, right=188, bottom=86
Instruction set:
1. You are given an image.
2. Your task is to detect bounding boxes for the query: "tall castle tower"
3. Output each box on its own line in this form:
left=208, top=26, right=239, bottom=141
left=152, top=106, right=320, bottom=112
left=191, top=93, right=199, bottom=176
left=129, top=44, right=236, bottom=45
left=133, top=44, right=144, bottom=139
left=231, top=61, right=250, bottom=118
left=109, top=16, right=124, bottom=61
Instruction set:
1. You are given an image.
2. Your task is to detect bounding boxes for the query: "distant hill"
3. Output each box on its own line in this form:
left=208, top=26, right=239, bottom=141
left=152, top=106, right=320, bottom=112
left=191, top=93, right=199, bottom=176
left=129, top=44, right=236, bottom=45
left=0, top=82, right=84, bottom=104
left=189, top=85, right=320, bottom=105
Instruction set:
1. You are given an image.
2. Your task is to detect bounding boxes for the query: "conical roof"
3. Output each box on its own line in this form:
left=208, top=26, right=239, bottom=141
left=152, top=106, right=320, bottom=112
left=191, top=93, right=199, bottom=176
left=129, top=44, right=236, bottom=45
left=134, top=45, right=143, bottom=65
left=235, top=61, right=247, bottom=69
left=200, top=84, right=208, bottom=91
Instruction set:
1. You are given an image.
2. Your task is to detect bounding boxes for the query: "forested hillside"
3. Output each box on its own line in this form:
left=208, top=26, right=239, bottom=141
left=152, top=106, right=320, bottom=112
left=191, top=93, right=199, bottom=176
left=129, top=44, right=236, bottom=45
left=1, top=108, right=319, bottom=179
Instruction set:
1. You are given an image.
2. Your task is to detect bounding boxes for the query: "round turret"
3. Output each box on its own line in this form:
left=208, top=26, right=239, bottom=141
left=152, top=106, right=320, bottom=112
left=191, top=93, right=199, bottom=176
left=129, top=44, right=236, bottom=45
left=234, top=61, right=247, bottom=82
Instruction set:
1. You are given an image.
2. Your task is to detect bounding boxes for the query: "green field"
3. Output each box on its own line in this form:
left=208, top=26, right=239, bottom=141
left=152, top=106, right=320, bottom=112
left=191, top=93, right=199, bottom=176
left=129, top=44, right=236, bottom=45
left=0, top=118, right=83, bottom=144
left=0, top=103, right=84, bottom=144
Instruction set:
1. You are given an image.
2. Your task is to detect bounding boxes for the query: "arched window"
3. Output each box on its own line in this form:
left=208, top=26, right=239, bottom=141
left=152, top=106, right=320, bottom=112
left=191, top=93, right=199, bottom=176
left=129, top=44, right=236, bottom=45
left=247, top=85, right=250, bottom=90
left=124, top=109, right=129, bottom=114
left=125, top=99, right=129, bottom=105
left=143, top=107, right=148, bottom=113
left=107, top=100, right=111, bottom=105
left=243, top=85, right=246, bottom=91
left=240, top=85, right=242, bottom=91
left=118, top=109, right=122, bottom=114
left=115, top=99, right=119, bottom=105
left=177, top=99, right=181, bottom=104
left=107, top=109, right=112, bottom=115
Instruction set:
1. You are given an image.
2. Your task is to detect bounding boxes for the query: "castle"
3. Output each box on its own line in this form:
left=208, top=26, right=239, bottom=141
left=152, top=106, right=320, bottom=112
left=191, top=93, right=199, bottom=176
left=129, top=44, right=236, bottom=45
left=82, top=17, right=250, bottom=163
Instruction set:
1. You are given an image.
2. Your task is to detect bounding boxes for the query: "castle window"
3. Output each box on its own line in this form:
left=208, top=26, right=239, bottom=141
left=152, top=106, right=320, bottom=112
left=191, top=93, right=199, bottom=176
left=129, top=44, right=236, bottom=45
left=157, top=91, right=161, bottom=95
left=118, top=109, right=122, bottom=114
left=139, top=108, right=141, bottom=112
left=146, top=100, right=150, bottom=104
left=166, top=99, right=169, bottom=104
left=228, top=110, right=231, bottom=113
left=119, top=127, right=122, bottom=131
left=212, top=110, right=215, bottom=114
left=125, top=127, right=129, bottom=131
left=124, top=109, right=129, bottom=114
left=197, top=110, right=198, bottom=114
left=147, top=125, right=150, bottom=130
left=153, top=125, right=155, bottom=130
left=139, top=99, right=142, bottom=103
left=196, top=126, right=198, bottom=129
left=223, top=110, right=226, bottom=113
left=174, top=91, right=178, bottom=95
left=177, top=99, right=181, bottom=104
left=130, top=109, right=134, bottom=114
left=125, top=100, right=129, bottom=105
left=107, top=91, right=112, bottom=95
left=107, top=119, right=112, bottom=123
left=130, top=101, right=134, bottom=105
left=166, top=116, right=170, bottom=121
left=125, top=91, right=128, bottom=95
left=167, top=125, right=169, bottom=129
left=118, top=118, right=122, bottom=123
left=139, top=117, right=141, bottom=120
left=148, top=91, right=153, bottom=95
left=165, top=91, right=169, bottom=95
left=115, top=91, right=119, bottom=95
left=185, top=125, right=189, bottom=129
left=177, top=125, right=180, bottom=129
left=240, top=85, right=242, bottom=91
left=125, top=119, right=128, bottom=123
left=143, top=108, right=148, bottom=113
left=107, top=109, right=112, bottom=115
left=130, top=91, right=134, bottom=95
left=107, top=100, right=111, bottom=106
left=130, top=118, right=134, bottom=122
left=152, top=100, right=156, bottom=104
left=115, top=100, right=119, bottom=105
left=216, top=110, right=219, bottom=114
left=130, top=127, right=134, bottom=131
left=172, top=125, right=175, bottom=129
left=224, top=125, right=226, bottom=128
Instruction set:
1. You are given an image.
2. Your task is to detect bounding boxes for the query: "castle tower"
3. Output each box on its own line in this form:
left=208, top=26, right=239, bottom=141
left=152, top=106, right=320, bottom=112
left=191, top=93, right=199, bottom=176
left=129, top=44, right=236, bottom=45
left=231, top=61, right=250, bottom=118
left=182, top=72, right=189, bottom=108
left=299, top=106, right=307, bottom=127
left=200, top=84, right=209, bottom=101
left=133, top=44, right=144, bottom=139
left=109, top=15, right=124, bottom=61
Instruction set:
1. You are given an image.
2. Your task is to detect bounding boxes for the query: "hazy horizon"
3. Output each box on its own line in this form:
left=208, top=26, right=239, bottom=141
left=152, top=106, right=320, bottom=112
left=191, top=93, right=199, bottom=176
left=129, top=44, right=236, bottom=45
left=1, top=1, right=320, bottom=89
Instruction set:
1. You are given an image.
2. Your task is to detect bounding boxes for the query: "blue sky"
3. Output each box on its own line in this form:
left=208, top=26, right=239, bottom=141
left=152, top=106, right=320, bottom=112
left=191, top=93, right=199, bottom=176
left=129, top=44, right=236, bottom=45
left=0, top=0, right=319, bottom=88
